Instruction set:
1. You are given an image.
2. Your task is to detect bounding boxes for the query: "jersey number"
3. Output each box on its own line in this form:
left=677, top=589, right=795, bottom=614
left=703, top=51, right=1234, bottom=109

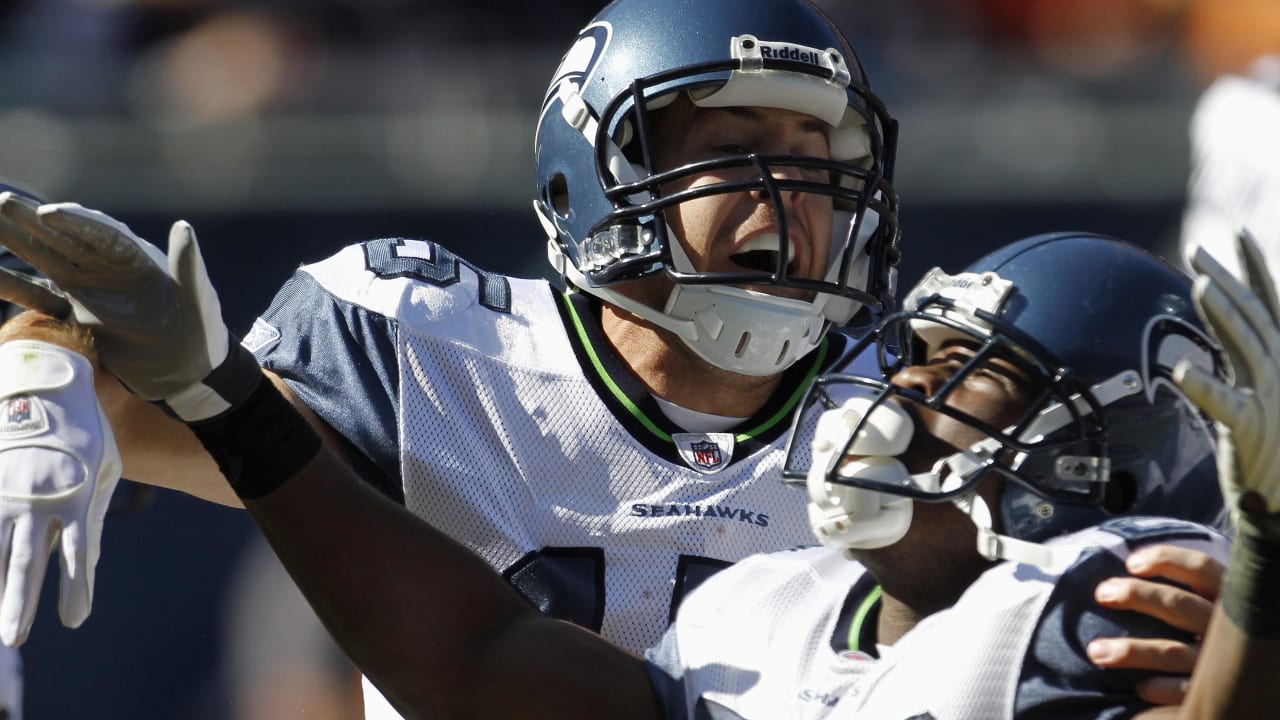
left=502, top=548, right=731, bottom=632
left=363, top=238, right=512, bottom=313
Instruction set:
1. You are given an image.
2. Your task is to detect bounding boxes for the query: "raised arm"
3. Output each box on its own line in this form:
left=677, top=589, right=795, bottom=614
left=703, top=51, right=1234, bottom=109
left=0, top=309, right=236, bottom=506
left=1172, top=229, right=1280, bottom=719
left=0, top=195, right=253, bottom=506
left=0, top=195, right=359, bottom=648
left=0, top=193, right=661, bottom=718
left=0, top=202, right=245, bottom=649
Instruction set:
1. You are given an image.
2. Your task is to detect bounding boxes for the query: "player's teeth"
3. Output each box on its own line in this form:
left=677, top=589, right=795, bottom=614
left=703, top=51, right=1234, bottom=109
left=733, top=233, right=795, bottom=262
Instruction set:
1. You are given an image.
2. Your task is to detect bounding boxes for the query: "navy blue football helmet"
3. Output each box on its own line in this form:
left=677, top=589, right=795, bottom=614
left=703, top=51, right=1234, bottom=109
left=783, top=233, right=1226, bottom=560
left=534, top=0, right=900, bottom=376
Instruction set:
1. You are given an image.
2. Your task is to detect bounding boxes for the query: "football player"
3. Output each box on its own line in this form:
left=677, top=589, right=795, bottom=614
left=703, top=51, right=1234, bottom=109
left=0, top=1, right=1232, bottom=717
left=652, top=231, right=1240, bottom=717
left=3, top=3, right=900, bottom=712
left=0, top=222, right=1267, bottom=718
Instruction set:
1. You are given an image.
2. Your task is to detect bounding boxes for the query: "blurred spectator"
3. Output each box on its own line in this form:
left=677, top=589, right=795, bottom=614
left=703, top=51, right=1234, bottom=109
left=1180, top=55, right=1280, bottom=278
left=222, top=536, right=361, bottom=720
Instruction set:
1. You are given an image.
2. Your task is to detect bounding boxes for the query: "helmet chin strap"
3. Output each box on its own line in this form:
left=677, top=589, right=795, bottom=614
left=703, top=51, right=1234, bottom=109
left=955, top=493, right=1059, bottom=567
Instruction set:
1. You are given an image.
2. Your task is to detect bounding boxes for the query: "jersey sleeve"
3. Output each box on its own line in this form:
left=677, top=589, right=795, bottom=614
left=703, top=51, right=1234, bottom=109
left=245, top=263, right=404, bottom=502
left=1014, top=520, right=1228, bottom=719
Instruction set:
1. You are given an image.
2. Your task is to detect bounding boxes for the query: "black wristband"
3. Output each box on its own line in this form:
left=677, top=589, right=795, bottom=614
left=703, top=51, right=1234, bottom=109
left=1223, top=512, right=1280, bottom=639
left=185, top=375, right=322, bottom=499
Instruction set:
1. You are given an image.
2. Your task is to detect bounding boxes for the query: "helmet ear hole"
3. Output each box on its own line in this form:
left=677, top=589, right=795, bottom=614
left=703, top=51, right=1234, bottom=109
left=548, top=173, right=570, bottom=216
left=1103, top=470, right=1137, bottom=514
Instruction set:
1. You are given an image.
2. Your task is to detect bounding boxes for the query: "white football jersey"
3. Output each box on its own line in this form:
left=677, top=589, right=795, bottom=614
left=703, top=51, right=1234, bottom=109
left=246, top=238, right=872, bottom=719
left=647, top=517, right=1230, bottom=720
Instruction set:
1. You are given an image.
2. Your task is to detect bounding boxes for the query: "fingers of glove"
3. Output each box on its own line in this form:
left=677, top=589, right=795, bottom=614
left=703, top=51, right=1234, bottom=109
left=1124, top=545, right=1223, bottom=601
left=0, top=266, right=72, bottom=319
left=1086, top=634, right=1199, bottom=674
left=1134, top=677, right=1191, bottom=708
left=1189, top=250, right=1280, bottom=385
left=1236, top=228, right=1280, bottom=328
left=32, top=203, right=170, bottom=296
left=38, top=202, right=170, bottom=271
left=0, top=195, right=155, bottom=294
left=55, top=521, right=92, bottom=630
left=1094, top=576, right=1214, bottom=636
left=1173, top=358, right=1251, bottom=431
left=0, top=199, right=88, bottom=283
left=167, top=220, right=227, bottom=361
left=0, top=516, right=56, bottom=647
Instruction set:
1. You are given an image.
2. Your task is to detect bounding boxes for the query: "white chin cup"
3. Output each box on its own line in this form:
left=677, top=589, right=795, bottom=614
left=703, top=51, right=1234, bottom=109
left=664, top=283, right=828, bottom=376
left=806, top=395, right=916, bottom=553
left=808, top=457, right=914, bottom=554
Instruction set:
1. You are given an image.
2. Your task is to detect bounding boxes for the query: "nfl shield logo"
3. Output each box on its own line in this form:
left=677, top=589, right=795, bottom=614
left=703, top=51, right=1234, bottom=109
left=3, top=398, right=30, bottom=424
left=0, top=395, right=45, bottom=436
left=690, top=441, right=721, bottom=469
left=673, top=433, right=735, bottom=476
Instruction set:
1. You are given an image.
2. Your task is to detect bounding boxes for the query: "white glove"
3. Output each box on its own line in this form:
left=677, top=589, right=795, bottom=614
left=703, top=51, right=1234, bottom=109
left=0, top=340, right=120, bottom=647
left=1174, top=229, right=1280, bottom=520
left=0, top=193, right=258, bottom=422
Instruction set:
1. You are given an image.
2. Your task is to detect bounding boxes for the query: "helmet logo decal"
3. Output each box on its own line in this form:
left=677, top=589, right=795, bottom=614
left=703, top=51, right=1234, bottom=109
left=673, top=433, right=735, bottom=475
left=1140, top=314, right=1216, bottom=405
left=537, top=21, right=611, bottom=147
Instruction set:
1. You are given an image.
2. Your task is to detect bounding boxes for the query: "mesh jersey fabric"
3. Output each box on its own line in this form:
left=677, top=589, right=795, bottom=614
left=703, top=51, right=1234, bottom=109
left=647, top=518, right=1230, bottom=720
left=248, top=237, right=866, bottom=719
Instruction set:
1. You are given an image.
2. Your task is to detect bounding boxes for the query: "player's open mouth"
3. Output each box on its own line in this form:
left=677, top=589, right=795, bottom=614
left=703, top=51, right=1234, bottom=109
left=730, top=232, right=798, bottom=275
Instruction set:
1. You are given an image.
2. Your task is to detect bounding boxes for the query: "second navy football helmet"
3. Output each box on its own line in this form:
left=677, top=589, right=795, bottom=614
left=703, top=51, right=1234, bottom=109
left=534, top=0, right=899, bottom=376
left=784, top=233, right=1226, bottom=563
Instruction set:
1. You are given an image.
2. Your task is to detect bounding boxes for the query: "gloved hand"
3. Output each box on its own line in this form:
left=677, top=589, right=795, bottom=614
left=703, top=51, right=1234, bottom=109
left=1174, top=229, right=1280, bottom=526
left=0, top=340, right=120, bottom=647
left=0, top=192, right=259, bottom=422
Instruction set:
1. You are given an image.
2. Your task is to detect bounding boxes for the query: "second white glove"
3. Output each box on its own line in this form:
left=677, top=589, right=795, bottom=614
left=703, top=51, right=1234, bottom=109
left=0, top=340, right=121, bottom=646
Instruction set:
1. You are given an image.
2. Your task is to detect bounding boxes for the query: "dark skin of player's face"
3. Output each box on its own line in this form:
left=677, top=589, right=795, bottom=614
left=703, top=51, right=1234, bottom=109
left=851, top=336, right=1040, bottom=639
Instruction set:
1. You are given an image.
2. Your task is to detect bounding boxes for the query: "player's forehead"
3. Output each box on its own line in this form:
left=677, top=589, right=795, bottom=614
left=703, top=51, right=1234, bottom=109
left=652, top=98, right=832, bottom=149
left=683, top=103, right=830, bottom=135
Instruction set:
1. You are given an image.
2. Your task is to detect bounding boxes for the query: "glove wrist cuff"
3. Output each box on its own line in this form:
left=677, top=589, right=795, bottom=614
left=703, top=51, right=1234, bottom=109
left=185, top=373, right=321, bottom=499
left=1223, top=510, right=1280, bottom=638
left=161, top=342, right=263, bottom=422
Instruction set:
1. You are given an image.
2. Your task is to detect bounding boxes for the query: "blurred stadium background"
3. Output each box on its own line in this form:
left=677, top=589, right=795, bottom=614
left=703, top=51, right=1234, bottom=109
left=1, top=0, right=1277, bottom=717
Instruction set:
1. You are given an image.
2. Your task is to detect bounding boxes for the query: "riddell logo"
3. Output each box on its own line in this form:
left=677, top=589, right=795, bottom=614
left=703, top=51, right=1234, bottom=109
left=759, top=42, right=822, bottom=67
